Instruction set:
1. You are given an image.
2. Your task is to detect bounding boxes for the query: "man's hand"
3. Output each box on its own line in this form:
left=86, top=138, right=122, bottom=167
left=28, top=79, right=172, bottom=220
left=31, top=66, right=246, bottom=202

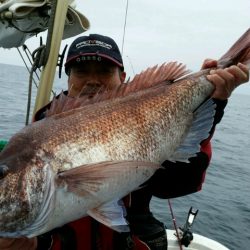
left=0, top=237, right=37, bottom=250
left=202, top=59, right=249, bottom=100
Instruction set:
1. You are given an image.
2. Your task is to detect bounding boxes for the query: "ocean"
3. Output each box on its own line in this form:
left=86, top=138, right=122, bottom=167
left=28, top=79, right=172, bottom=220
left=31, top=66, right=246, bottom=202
left=0, top=63, right=249, bottom=250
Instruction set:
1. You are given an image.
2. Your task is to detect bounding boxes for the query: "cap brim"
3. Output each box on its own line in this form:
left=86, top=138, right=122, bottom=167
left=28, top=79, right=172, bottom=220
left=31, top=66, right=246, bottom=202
left=97, top=53, right=124, bottom=68
left=63, top=6, right=90, bottom=40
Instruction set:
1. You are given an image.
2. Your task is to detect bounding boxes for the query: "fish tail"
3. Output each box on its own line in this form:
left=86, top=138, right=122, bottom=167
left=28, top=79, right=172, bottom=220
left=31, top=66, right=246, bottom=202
left=218, top=28, right=250, bottom=68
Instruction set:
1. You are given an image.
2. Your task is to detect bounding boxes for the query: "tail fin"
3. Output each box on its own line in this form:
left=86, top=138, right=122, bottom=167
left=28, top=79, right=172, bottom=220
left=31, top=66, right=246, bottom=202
left=218, top=28, right=250, bottom=68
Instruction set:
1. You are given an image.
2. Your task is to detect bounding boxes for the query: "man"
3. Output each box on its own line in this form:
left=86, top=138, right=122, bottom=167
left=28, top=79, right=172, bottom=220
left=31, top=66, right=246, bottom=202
left=0, top=34, right=248, bottom=250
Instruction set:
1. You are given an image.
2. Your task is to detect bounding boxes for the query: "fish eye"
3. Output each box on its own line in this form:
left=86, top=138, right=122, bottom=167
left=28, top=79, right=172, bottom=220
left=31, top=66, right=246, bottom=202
left=0, top=165, right=9, bottom=179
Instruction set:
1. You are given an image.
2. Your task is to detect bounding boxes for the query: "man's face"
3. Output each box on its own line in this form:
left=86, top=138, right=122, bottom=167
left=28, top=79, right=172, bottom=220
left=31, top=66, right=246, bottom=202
left=67, top=60, right=126, bottom=97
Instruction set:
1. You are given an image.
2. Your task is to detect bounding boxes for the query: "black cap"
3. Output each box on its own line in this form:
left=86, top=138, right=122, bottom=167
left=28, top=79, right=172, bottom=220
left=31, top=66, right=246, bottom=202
left=65, top=34, right=123, bottom=74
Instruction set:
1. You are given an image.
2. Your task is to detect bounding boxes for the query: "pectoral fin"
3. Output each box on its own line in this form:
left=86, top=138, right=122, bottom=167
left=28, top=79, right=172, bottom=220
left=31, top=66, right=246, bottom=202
left=169, top=98, right=216, bottom=162
left=87, top=199, right=130, bottom=232
left=56, top=160, right=159, bottom=197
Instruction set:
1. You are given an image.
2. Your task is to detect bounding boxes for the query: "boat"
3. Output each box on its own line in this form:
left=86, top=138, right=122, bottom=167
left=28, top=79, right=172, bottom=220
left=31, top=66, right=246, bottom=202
left=167, top=229, right=229, bottom=250
left=0, top=1, right=231, bottom=249
left=165, top=206, right=230, bottom=250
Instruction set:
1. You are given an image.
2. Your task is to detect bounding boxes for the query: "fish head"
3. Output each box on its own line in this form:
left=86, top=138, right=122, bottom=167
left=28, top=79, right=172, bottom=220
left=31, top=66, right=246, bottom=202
left=0, top=134, right=52, bottom=237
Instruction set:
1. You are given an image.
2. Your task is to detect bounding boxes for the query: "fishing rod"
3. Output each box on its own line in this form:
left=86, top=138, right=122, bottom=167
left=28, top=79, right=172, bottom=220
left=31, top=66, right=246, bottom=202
left=168, top=199, right=184, bottom=250
left=168, top=199, right=199, bottom=249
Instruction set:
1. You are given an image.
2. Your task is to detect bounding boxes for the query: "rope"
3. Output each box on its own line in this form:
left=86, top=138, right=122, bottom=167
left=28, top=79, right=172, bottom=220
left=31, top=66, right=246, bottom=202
left=17, top=47, right=39, bottom=88
left=25, top=67, right=34, bottom=125
left=17, top=45, right=42, bottom=125
left=25, top=44, right=46, bottom=125
left=22, top=0, right=58, bottom=125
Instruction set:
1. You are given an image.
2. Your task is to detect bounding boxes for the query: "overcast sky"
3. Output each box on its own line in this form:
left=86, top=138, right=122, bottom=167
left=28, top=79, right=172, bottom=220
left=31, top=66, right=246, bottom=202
left=0, top=0, right=249, bottom=93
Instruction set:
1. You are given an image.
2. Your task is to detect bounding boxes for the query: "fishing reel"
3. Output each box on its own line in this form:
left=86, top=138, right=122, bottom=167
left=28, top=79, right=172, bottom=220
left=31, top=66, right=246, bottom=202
left=178, top=207, right=199, bottom=247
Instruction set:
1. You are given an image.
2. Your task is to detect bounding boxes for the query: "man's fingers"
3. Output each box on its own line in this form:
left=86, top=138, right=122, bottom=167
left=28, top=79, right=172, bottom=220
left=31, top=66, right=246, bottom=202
left=237, top=62, right=250, bottom=73
left=207, top=73, right=232, bottom=99
left=206, top=63, right=249, bottom=100
left=226, top=63, right=249, bottom=84
left=201, top=59, right=217, bottom=70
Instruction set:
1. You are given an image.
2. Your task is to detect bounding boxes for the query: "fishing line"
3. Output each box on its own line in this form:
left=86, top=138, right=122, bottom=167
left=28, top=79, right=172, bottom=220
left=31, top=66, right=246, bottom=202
left=121, top=0, right=129, bottom=56
left=126, top=55, right=135, bottom=76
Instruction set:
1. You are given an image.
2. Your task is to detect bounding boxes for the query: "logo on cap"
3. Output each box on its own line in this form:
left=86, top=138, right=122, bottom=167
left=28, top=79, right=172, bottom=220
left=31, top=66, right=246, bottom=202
left=76, top=40, right=112, bottom=50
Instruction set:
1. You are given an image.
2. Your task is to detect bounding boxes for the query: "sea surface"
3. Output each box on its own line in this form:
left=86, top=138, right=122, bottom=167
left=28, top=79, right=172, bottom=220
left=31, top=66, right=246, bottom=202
left=0, top=63, right=249, bottom=250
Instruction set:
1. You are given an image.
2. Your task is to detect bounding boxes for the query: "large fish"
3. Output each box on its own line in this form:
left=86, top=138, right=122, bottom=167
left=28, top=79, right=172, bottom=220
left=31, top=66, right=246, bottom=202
left=0, top=28, right=250, bottom=238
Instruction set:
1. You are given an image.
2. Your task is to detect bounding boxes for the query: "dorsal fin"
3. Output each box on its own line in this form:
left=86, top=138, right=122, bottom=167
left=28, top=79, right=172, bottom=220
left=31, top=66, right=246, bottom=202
left=128, top=61, right=189, bottom=88
left=45, top=91, right=82, bottom=117
left=45, top=61, right=190, bottom=117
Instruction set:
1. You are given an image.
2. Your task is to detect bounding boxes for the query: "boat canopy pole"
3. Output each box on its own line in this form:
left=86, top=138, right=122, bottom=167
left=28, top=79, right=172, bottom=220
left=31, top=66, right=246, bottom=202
left=33, top=0, right=70, bottom=115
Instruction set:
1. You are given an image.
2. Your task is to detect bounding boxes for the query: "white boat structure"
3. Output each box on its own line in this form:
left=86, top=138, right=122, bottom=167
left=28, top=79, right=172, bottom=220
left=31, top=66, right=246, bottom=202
left=167, top=230, right=229, bottom=250
left=165, top=206, right=230, bottom=250
left=0, top=1, right=230, bottom=249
